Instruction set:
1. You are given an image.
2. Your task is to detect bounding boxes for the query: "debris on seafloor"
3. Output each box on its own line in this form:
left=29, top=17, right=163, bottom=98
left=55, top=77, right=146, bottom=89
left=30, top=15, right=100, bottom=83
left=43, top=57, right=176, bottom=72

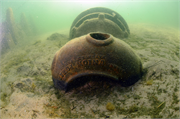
left=146, top=79, right=153, bottom=85
left=106, top=102, right=115, bottom=111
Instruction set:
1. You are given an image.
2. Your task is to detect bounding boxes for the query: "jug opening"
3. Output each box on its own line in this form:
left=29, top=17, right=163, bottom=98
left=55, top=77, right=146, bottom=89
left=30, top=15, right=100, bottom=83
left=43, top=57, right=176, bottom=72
left=90, top=33, right=110, bottom=40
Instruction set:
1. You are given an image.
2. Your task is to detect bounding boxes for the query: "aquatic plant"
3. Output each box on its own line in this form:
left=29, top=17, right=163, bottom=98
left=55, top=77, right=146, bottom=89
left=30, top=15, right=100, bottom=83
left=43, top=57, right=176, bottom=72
left=0, top=93, right=7, bottom=102
left=129, top=104, right=138, bottom=113
left=31, top=83, right=36, bottom=92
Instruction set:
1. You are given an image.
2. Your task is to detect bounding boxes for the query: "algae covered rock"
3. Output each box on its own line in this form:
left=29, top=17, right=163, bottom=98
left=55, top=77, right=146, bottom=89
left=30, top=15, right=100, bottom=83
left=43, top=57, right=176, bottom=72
left=47, top=33, right=67, bottom=41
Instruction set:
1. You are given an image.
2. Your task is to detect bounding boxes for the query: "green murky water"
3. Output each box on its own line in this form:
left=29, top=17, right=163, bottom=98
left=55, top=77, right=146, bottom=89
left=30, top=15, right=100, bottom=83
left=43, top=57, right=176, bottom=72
left=1, top=0, right=179, bottom=34
left=0, top=0, right=179, bottom=118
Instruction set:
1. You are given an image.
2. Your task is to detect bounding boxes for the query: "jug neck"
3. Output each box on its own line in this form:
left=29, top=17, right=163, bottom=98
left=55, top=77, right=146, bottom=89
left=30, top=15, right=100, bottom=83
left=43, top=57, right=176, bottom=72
left=86, top=32, right=114, bottom=46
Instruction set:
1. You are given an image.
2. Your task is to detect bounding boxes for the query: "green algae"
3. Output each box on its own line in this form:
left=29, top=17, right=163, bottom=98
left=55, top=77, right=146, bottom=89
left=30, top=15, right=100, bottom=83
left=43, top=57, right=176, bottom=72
left=1, top=93, right=8, bottom=102
left=172, top=92, right=178, bottom=104
left=1, top=53, right=30, bottom=74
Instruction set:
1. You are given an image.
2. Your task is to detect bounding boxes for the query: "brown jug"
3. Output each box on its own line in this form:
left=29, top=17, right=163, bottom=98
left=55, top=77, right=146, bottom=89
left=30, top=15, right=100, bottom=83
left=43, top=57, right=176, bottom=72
left=51, top=32, right=142, bottom=92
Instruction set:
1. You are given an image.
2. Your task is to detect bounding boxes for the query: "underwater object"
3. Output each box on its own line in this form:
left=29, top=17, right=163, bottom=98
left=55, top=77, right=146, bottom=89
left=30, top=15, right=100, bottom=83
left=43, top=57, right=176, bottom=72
left=6, top=7, right=19, bottom=44
left=0, top=7, right=18, bottom=54
left=146, top=79, right=153, bottom=85
left=51, top=32, right=142, bottom=92
left=106, top=102, right=115, bottom=111
left=1, top=7, right=35, bottom=54
left=69, top=7, right=130, bottom=39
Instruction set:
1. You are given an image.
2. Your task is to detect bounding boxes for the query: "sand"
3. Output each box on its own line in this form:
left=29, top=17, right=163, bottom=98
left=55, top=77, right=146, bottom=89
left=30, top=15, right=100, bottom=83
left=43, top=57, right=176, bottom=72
left=0, top=23, right=179, bottom=118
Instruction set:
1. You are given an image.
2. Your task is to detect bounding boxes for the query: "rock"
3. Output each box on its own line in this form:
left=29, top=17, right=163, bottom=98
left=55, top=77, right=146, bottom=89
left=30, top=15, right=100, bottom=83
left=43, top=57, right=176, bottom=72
left=46, top=33, right=67, bottom=41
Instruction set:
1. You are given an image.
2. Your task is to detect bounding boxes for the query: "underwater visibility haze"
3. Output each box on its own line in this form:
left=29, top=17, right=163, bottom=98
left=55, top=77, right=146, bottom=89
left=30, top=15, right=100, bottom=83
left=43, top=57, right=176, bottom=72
left=0, top=0, right=179, bottom=33
left=0, top=0, right=179, bottom=118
